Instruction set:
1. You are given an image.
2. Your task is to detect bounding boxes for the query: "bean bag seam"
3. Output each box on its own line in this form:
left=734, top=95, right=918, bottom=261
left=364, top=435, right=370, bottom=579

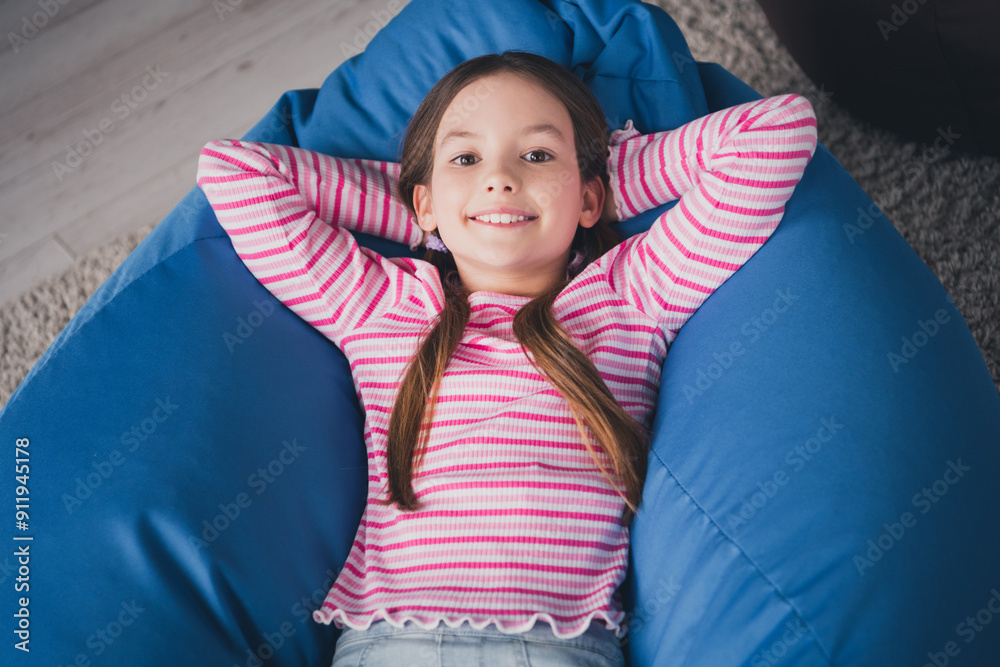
left=649, top=447, right=834, bottom=665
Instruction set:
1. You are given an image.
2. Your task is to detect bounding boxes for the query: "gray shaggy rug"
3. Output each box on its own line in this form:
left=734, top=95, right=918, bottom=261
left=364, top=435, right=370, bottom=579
left=1, top=0, right=997, bottom=411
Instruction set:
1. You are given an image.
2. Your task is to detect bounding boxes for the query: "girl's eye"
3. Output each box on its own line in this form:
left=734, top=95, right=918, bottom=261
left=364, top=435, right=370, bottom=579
left=524, top=150, right=552, bottom=163
left=449, top=151, right=552, bottom=166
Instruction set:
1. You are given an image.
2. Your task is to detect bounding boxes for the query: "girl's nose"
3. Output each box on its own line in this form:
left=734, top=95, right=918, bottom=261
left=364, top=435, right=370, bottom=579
left=484, top=162, right=518, bottom=193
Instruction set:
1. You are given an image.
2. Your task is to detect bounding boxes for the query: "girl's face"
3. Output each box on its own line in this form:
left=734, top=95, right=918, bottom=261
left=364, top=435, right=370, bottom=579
left=413, top=72, right=605, bottom=298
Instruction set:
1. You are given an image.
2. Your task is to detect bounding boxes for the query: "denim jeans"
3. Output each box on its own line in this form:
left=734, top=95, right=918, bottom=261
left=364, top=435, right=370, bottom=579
left=330, top=619, right=626, bottom=667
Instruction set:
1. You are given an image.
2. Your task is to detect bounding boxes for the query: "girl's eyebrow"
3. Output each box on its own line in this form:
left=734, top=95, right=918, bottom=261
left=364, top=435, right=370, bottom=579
left=439, top=123, right=566, bottom=147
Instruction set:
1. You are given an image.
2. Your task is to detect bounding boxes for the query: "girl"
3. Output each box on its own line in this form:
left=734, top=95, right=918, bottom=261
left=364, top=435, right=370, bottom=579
left=197, top=51, right=817, bottom=667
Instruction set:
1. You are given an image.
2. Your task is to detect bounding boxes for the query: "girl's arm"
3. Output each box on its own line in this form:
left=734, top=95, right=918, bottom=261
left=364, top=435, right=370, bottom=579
left=202, top=140, right=423, bottom=246
left=197, top=140, right=426, bottom=347
left=604, top=94, right=818, bottom=339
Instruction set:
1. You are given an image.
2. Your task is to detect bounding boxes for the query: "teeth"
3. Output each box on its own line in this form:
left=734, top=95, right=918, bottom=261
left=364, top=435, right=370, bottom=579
left=473, top=213, right=532, bottom=224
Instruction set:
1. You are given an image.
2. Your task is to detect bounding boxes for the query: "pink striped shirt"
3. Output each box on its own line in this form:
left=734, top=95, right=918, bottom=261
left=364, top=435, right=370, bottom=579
left=196, top=93, right=817, bottom=640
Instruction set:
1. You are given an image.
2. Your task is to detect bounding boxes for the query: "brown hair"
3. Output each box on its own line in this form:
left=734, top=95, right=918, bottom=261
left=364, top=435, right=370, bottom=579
left=380, top=51, right=649, bottom=527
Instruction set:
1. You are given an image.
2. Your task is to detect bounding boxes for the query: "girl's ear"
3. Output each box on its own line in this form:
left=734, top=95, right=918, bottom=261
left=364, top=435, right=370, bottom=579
left=413, top=184, right=437, bottom=233
left=579, top=177, right=605, bottom=229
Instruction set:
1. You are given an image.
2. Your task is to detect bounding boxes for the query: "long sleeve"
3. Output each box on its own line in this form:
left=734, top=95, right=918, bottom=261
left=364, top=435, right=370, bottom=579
left=604, top=94, right=818, bottom=338
left=197, top=139, right=429, bottom=348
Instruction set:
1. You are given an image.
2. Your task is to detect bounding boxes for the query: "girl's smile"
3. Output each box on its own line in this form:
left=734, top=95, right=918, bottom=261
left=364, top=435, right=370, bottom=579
left=468, top=207, right=538, bottom=226
left=469, top=210, right=537, bottom=227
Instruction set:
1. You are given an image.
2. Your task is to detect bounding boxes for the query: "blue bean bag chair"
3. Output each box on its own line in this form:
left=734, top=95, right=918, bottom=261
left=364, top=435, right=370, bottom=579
left=2, top=0, right=998, bottom=665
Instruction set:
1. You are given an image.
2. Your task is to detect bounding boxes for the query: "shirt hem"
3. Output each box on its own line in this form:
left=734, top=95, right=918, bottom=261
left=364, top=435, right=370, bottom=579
left=312, top=606, right=628, bottom=640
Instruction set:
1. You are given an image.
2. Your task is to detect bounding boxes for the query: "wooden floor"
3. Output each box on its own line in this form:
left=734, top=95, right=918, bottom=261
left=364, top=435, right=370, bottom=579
left=0, top=0, right=385, bottom=307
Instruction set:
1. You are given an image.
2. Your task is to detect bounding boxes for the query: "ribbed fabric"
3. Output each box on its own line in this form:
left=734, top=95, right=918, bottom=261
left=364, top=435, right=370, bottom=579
left=196, top=93, right=817, bottom=640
